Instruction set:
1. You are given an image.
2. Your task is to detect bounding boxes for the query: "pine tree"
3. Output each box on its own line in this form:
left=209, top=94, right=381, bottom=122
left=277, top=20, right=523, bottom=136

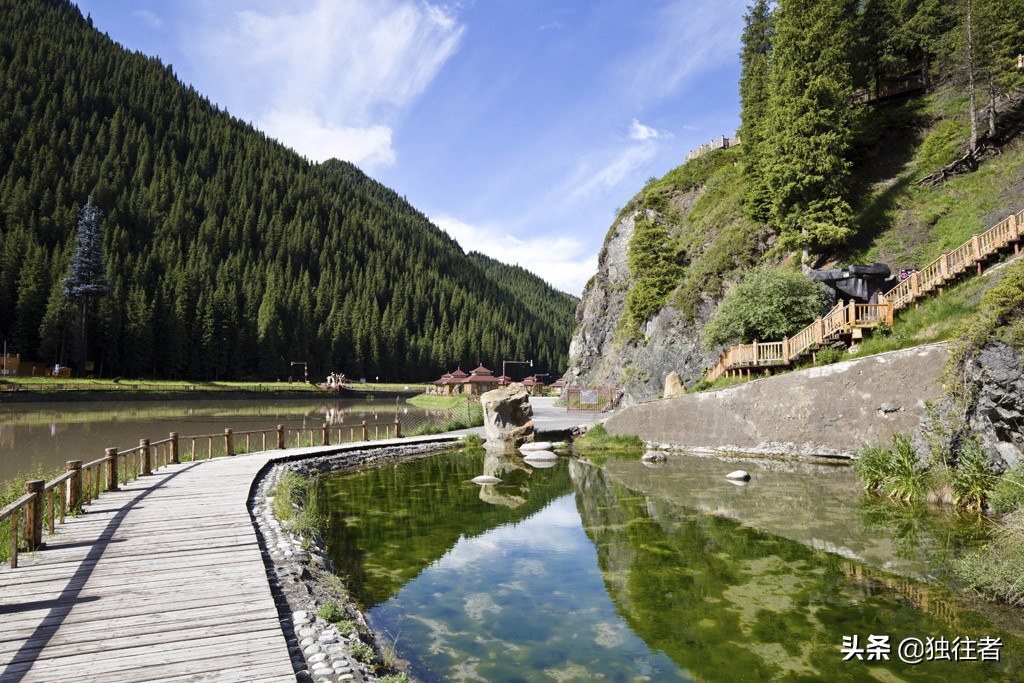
left=739, top=0, right=774, bottom=222
left=62, top=196, right=109, bottom=375
left=759, top=0, right=858, bottom=257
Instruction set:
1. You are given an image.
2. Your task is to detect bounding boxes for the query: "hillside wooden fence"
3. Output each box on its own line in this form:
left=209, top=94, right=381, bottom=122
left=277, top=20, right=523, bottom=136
left=705, top=208, right=1024, bottom=383
left=0, top=417, right=405, bottom=569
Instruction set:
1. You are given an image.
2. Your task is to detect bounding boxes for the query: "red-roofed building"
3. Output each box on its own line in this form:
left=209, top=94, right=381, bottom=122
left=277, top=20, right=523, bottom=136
left=462, top=365, right=500, bottom=395
left=548, top=376, right=566, bottom=396
left=520, top=375, right=544, bottom=396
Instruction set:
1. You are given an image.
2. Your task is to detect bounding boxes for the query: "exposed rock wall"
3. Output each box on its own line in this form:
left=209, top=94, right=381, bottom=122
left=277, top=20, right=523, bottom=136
left=963, top=340, right=1024, bottom=468
left=565, top=210, right=718, bottom=405
left=603, top=344, right=949, bottom=458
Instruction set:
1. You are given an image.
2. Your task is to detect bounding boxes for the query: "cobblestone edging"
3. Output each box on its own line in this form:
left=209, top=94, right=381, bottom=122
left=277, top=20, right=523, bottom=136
left=249, top=442, right=458, bottom=683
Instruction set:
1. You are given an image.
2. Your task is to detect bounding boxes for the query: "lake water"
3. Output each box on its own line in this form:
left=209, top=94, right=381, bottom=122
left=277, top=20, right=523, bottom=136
left=0, top=398, right=443, bottom=483
left=321, top=449, right=1024, bottom=682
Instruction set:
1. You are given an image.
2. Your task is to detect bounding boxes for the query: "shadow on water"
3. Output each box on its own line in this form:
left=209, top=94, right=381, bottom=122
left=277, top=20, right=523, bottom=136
left=320, top=450, right=1024, bottom=682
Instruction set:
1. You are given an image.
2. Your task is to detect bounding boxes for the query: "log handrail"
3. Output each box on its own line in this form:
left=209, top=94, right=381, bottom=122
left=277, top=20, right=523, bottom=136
left=0, top=407, right=428, bottom=569
left=705, top=208, right=1022, bottom=382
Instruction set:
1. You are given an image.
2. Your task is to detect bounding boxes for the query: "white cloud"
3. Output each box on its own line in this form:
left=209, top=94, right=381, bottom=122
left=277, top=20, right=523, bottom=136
left=433, top=215, right=597, bottom=296
left=132, top=9, right=162, bottom=28
left=259, top=108, right=395, bottom=168
left=618, top=0, right=745, bottom=104
left=561, top=142, right=659, bottom=207
left=194, top=0, right=465, bottom=167
left=629, top=118, right=662, bottom=141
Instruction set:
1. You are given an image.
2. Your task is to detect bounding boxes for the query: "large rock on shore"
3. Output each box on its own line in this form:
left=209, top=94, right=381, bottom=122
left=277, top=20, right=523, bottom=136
left=481, top=383, right=535, bottom=449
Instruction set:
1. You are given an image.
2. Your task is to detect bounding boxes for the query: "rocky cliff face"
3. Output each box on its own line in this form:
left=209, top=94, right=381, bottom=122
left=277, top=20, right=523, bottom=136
left=565, top=210, right=719, bottom=405
left=963, top=340, right=1024, bottom=468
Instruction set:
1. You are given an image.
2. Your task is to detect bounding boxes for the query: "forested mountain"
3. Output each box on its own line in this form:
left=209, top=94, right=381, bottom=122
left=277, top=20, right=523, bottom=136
left=0, top=0, right=577, bottom=381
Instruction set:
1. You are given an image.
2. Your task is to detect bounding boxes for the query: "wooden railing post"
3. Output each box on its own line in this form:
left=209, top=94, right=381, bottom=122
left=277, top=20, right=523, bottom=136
left=277, top=424, right=285, bottom=449
left=847, top=300, right=856, bottom=326
left=139, top=439, right=151, bottom=475
left=322, top=423, right=330, bottom=446
left=814, top=318, right=824, bottom=345
left=971, top=234, right=981, bottom=258
left=940, top=253, right=949, bottom=279
left=105, top=447, right=118, bottom=491
left=362, top=420, right=369, bottom=441
left=911, top=273, right=920, bottom=298
left=170, top=432, right=180, bottom=464
left=24, top=480, right=45, bottom=550
left=225, top=428, right=234, bottom=456
left=66, top=460, right=82, bottom=512
left=395, top=415, right=402, bottom=439
left=782, top=336, right=790, bottom=362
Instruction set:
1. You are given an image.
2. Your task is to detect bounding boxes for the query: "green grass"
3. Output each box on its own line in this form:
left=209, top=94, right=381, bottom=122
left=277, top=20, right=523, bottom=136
left=573, top=424, right=644, bottom=453
left=990, top=467, right=1024, bottom=514
left=406, top=394, right=469, bottom=410
left=955, top=516, right=1024, bottom=606
left=270, top=471, right=325, bottom=546
left=0, top=465, right=66, bottom=563
left=404, top=401, right=483, bottom=436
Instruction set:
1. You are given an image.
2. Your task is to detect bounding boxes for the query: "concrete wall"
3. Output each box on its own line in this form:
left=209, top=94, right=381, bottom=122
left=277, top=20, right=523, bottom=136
left=604, top=344, right=948, bottom=458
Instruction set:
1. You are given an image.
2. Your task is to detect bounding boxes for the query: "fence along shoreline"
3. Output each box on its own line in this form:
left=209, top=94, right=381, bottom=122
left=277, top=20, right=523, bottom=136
left=0, top=416, right=408, bottom=569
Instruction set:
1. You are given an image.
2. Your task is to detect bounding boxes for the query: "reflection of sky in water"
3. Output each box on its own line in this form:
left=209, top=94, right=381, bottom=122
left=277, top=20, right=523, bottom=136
left=368, top=493, right=692, bottom=682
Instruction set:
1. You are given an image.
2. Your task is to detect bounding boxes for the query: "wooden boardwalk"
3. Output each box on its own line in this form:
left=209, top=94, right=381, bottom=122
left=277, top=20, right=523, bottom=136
left=706, top=207, right=1023, bottom=382
left=0, top=453, right=295, bottom=683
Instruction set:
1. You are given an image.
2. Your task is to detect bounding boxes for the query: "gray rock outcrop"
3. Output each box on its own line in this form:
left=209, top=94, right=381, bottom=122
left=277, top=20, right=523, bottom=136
left=663, top=371, right=686, bottom=398
left=564, top=209, right=720, bottom=406
left=963, top=340, right=1024, bottom=468
left=481, top=383, right=535, bottom=448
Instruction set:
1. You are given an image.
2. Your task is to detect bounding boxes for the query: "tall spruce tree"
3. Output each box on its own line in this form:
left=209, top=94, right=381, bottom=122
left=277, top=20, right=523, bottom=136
left=739, top=0, right=774, bottom=223
left=62, top=196, right=109, bottom=375
left=759, top=0, right=859, bottom=257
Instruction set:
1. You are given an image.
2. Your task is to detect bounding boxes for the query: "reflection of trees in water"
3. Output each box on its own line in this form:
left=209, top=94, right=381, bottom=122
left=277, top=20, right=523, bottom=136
left=320, top=450, right=572, bottom=609
left=567, top=458, right=1024, bottom=683
left=855, top=496, right=990, bottom=569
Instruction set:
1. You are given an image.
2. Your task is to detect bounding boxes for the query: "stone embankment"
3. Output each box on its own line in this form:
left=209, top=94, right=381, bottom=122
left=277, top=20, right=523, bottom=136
left=252, top=442, right=458, bottom=683
left=604, top=344, right=949, bottom=458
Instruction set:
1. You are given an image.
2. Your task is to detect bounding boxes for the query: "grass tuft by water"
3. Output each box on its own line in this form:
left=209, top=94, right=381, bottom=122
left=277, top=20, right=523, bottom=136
left=573, top=424, right=644, bottom=453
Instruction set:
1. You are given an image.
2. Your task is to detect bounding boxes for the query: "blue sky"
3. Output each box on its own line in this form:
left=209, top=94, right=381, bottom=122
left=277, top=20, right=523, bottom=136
left=73, top=0, right=746, bottom=295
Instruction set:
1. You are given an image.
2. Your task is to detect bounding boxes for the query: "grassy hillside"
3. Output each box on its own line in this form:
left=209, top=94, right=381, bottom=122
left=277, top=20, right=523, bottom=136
left=610, top=86, right=1024, bottom=342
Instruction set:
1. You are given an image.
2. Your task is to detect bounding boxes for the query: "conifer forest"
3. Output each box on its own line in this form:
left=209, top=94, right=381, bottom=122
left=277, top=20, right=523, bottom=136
left=0, top=0, right=578, bottom=381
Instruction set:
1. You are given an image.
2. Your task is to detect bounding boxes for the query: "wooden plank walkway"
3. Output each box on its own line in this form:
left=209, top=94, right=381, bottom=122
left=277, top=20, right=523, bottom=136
left=706, top=207, right=1023, bottom=382
left=0, top=453, right=294, bottom=683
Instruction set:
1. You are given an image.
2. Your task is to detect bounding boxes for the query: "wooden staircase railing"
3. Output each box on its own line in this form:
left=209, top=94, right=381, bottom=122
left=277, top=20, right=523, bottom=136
left=705, top=208, right=1022, bottom=383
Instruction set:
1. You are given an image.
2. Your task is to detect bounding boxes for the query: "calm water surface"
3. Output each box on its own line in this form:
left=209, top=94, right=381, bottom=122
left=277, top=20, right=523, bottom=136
left=322, top=450, right=1024, bottom=682
left=0, top=398, right=436, bottom=483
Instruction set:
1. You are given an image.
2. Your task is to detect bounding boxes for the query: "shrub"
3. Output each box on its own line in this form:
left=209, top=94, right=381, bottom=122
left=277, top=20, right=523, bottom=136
left=854, top=444, right=896, bottom=492
left=949, top=438, right=997, bottom=510
left=815, top=346, right=844, bottom=365
left=702, top=265, right=828, bottom=348
left=883, top=434, right=930, bottom=503
left=318, top=601, right=346, bottom=624
left=855, top=434, right=929, bottom=503
left=349, top=640, right=377, bottom=664
left=990, top=467, right=1024, bottom=514
left=463, top=433, right=484, bottom=447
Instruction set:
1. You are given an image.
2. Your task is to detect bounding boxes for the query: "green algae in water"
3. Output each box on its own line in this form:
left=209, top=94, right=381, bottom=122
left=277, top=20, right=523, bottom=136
left=321, top=451, right=1024, bottom=682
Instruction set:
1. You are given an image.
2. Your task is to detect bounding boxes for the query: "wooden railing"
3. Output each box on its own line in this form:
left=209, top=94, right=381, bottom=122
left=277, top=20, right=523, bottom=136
left=0, top=414, right=406, bottom=569
left=706, top=209, right=1021, bottom=382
